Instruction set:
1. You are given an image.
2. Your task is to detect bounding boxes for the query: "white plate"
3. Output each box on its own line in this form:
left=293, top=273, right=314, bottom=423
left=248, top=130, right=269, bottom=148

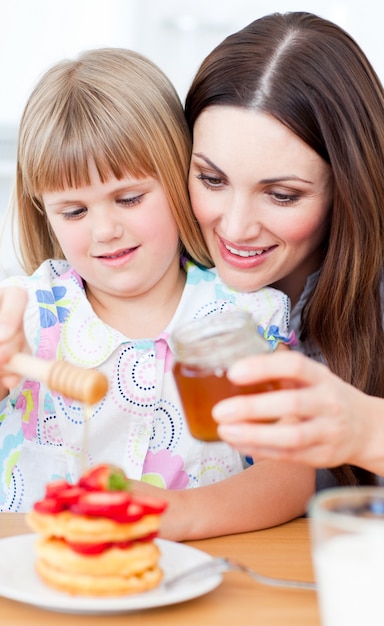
left=0, top=534, right=222, bottom=614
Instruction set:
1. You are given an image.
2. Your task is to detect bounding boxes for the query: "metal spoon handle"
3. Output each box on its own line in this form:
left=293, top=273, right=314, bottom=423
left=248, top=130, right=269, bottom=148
left=164, top=556, right=316, bottom=591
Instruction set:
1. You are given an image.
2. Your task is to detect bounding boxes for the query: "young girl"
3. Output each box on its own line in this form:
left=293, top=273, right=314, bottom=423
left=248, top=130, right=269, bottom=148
left=0, top=48, right=312, bottom=539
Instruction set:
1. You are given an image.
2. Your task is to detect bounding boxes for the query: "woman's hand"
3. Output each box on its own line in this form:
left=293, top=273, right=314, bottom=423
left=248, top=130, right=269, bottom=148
left=0, top=286, right=29, bottom=393
left=212, top=351, right=384, bottom=475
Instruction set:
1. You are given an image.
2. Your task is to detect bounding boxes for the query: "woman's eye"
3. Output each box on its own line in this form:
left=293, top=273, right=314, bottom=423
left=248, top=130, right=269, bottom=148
left=271, top=191, right=300, bottom=204
left=196, top=173, right=225, bottom=189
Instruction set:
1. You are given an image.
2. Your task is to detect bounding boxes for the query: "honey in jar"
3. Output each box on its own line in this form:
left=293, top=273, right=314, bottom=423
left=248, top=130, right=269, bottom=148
left=172, top=310, right=280, bottom=441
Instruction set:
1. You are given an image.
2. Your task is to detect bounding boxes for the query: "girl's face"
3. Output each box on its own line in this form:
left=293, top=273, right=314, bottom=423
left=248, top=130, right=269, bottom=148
left=42, top=160, right=181, bottom=309
left=189, top=107, right=333, bottom=305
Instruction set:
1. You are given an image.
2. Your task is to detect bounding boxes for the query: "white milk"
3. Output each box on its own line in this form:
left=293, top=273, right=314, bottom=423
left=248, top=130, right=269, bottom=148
left=314, top=533, right=384, bottom=626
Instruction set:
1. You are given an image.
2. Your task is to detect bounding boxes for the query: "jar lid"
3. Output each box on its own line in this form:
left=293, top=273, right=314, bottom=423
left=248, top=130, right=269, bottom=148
left=171, top=310, right=269, bottom=368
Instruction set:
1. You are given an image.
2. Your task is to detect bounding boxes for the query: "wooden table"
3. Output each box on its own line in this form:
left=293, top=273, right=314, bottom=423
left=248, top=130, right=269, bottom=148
left=0, top=514, right=320, bottom=625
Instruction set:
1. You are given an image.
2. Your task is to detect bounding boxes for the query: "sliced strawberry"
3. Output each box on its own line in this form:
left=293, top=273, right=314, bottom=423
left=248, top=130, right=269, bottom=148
left=45, top=479, right=71, bottom=498
left=34, top=497, right=65, bottom=514
left=67, top=540, right=113, bottom=555
left=132, top=531, right=158, bottom=544
left=117, top=502, right=145, bottom=523
left=67, top=533, right=159, bottom=555
left=114, top=532, right=158, bottom=550
left=78, top=464, right=130, bottom=492
left=55, top=486, right=86, bottom=507
left=132, top=495, right=168, bottom=515
left=70, top=491, right=135, bottom=521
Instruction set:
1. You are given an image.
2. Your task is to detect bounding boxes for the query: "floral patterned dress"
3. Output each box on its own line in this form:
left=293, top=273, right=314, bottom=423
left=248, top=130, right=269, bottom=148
left=0, top=258, right=293, bottom=511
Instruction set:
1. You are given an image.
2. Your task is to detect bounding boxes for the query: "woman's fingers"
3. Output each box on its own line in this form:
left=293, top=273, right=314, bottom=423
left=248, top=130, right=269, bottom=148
left=213, top=382, right=328, bottom=424
left=211, top=351, right=383, bottom=474
left=226, top=350, right=328, bottom=386
left=213, top=352, right=341, bottom=424
left=217, top=415, right=321, bottom=451
left=217, top=418, right=346, bottom=467
left=212, top=350, right=362, bottom=467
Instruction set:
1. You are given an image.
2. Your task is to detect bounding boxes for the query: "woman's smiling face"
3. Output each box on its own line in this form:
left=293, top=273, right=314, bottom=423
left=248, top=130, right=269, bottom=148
left=189, top=106, right=333, bottom=305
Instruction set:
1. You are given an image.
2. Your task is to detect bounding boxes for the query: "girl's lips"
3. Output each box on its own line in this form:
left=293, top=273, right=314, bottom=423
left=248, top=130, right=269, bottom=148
left=96, top=246, right=139, bottom=267
left=217, top=236, right=275, bottom=268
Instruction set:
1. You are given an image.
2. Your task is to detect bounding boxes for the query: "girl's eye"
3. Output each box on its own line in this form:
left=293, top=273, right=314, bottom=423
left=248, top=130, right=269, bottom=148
left=196, top=173, right=225, bottom=190
left=118, top=194, right=144, bottom=207
left=62, top=206, right=87, bottom=220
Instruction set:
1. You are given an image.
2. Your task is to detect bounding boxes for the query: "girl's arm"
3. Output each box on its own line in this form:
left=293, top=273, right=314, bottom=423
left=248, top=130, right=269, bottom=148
left=130, top=460, right=314, bottom=541
left=0, top=286, right=29, bottom=399
left=212, top=351, right=384, bottom=476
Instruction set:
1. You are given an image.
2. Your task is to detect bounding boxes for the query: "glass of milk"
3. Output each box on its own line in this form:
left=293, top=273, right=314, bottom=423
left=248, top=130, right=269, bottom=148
left=309, top=487, right=384, bottom=626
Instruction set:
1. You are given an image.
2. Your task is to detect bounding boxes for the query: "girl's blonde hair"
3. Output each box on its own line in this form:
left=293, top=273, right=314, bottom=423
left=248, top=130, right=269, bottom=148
left=16, top=47, right=211, bottom=273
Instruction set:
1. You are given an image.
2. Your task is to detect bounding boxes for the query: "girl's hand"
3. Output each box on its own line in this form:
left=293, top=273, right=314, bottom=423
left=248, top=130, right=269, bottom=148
left=212, top=351, right=384, bottom=474
left=0, top=286, right=29, bottom=391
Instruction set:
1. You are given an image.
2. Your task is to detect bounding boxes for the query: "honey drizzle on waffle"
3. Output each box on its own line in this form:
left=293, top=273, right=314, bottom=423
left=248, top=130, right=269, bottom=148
left=81, top=404, right=92, bottom=472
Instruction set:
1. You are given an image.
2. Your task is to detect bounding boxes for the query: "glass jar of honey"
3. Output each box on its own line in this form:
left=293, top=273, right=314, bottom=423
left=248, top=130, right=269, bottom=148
left=172, top=310, right=279, bottom=442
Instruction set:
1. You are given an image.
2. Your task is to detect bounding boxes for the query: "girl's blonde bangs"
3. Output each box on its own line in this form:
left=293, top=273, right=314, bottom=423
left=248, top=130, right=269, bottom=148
left=21, top=114, right=155, bottom=198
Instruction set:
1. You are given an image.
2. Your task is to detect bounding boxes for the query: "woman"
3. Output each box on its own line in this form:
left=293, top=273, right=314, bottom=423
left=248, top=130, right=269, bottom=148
left=184, top=11, right=384, bottom=485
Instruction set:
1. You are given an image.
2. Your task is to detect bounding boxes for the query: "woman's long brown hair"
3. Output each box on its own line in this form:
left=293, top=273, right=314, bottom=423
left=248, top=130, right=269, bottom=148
left=185, top=12, right=384, bottom=485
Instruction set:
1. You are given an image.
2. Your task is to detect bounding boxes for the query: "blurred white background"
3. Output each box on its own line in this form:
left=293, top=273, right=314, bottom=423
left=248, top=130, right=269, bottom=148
left=0, top=0, right=382, bottom=275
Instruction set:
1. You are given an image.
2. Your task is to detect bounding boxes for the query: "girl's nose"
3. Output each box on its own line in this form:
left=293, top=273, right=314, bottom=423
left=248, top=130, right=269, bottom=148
left=92, top=212, right=124, bottom=242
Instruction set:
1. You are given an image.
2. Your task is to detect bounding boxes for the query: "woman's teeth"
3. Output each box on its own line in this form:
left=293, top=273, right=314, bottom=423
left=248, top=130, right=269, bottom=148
left=224, top=244, right=264, bottom=257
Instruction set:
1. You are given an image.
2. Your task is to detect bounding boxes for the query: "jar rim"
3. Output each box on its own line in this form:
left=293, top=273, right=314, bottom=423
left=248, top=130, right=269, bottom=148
left=171, top=310, right=268, bottom=367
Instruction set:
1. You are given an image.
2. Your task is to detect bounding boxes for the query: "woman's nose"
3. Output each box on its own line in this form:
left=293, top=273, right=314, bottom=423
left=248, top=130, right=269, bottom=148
left=220, top=195, right=262, bottom=241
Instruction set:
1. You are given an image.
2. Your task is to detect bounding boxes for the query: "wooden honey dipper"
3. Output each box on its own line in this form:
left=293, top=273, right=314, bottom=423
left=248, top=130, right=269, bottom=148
left=3, top=353, right=109, bottom=405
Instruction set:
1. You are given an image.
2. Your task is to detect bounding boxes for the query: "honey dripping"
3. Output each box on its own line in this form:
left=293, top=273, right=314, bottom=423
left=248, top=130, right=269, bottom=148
left=2, top=353, right=109, bottom=471
left=81, top=404, right=93, bottom=472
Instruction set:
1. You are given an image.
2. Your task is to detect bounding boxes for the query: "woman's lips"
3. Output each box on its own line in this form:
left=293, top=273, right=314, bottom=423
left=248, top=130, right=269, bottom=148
left=224, top=242, right=265, bottom=257
left=217, top=236, right=274, bottom=268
